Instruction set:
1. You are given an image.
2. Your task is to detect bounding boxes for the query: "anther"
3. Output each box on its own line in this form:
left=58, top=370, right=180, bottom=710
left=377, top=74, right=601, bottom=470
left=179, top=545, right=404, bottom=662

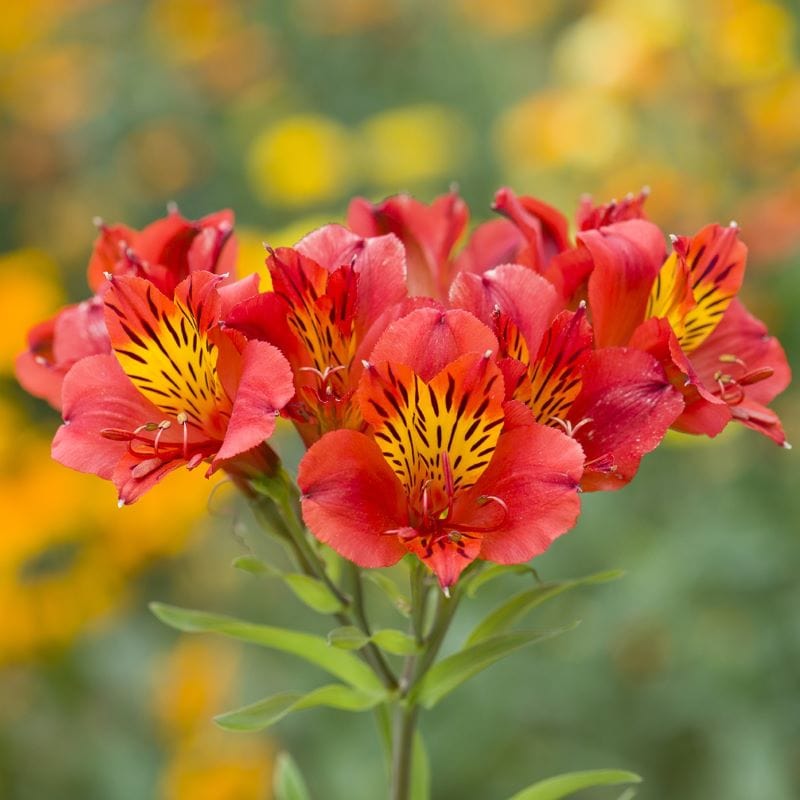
left=166, top=201, right=179, bottom=215
left=669, top=234, right=678, bottom=244
left=92, top=216, right=105, bottom=230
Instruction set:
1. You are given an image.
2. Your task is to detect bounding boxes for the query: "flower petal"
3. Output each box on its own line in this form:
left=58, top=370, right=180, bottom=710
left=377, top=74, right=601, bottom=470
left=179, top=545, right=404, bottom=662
left=455, top=425, right=583, bottom=564
left=52, top=354, right=162, bottom=480
left=299, top=430, right=408, bottom=568
left=214, top=340, right=294, bottom=465
left=449, top=263, right=560, bottom=360
left=583, top=220, right=666, bottom=347
left=567, top=348, right=685, bottom=491
left=368, top=308, right=498, bottom=382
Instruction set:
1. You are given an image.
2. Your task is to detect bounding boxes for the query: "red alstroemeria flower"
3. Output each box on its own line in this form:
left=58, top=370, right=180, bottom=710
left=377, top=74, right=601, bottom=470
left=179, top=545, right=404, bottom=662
left=227, top=224, right=408, bottom=445
left=52, top=271, right=293, bottom=504
left=87, top=207, right=237, bottom=294
left=348, top=191, right=469, bottom=301
left=583, top=220, right=791, bottom=445
left=451, top=264, right=684, bottom=490
left=15, top=208, right=239, bottom=411
left=15, top=297, right=110, bottom=410
left=490, top=187, right=652, bottom=303
left=298, top=308, right=584, bottom=588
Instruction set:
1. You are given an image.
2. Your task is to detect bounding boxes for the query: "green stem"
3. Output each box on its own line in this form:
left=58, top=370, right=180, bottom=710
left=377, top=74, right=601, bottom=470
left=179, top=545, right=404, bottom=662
left=390, top=582, right=462, bottom=799
left=247, top=471, right=399, bottom=691
left=390, top=701, right=419, bottom=800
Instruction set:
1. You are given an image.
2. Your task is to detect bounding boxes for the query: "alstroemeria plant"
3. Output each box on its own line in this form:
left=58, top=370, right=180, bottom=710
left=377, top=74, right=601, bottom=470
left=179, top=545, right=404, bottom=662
left=16, top=189, right=790, bottom=800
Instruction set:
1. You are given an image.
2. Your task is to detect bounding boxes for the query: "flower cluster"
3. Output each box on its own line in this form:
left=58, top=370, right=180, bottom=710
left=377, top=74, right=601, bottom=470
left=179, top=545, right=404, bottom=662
left=17, top=191, right=790, bottom=587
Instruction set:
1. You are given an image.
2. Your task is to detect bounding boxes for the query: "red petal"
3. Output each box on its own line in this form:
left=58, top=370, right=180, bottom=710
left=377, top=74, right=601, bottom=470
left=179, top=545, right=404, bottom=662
left=368, top=308, right=497, bottom=382
left=566, top=348, right=684, bottom=491
left=492, top=187, right=571, bottom=272
left=576, top=190, right=649, bottom=231
left=687, top=299, right=791, bottom=445
left=298, top=430, right=408, bottom=568
left=583, top=219, right=667, bottom=347
left=449, top=263, right=561, bottom=359
left=630, top=317, right=731, bottom=438
left=217, top=273, right=260, bottom=317
left=52, top=354, right=162, bottom=480
left=452, top=218, right=525, bottom=275
left=214, top=340, right=294, bottom=465
left=87, top=223, right=138, bottom=291
left=455, top=425, right=583, bottom=564
left=404, top=532, right=481, bottom=589
left=114, top=452, right=184, bottom=505
left=347, top=192, right=468, bottom=300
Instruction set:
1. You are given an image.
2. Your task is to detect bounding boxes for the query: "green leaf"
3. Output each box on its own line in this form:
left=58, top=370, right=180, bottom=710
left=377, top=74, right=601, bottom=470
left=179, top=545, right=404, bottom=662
left=616, top=789, right=638, bottom=800
left=232, top=556, right=345, bottom=614
left=274, top=752, right=311, bottom=800
left=232, top=554, right=280, bottom=577
left=284, top=573, right=345, bottom=614
left=327, top=626, right=420, bottom=656
left=465, top=563, right=540, bottom=598
left=505, top=769, right=642, bottom=800
left=215, top=684, right=384, bottom=732
left=371, top=629, right=421, bottom=656
left=327, top=626, right=370, bottom=650
left=410, top=625, right=578, bottom=709
left=364, top=571, right=411, bottom=616
left=466, top=570, right=624, bottom=645
left=410, top=731, right=431, bottom=800
left=150, top=603, right=382, bottom=693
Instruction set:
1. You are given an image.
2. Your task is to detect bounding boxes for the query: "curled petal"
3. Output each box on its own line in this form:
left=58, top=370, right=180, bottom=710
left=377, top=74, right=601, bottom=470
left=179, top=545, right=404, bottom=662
left=492, top=187, right=571, bottom=272
left=214, top=340, right=294, bottom=466
left=583, top=220, right=667, bottom=347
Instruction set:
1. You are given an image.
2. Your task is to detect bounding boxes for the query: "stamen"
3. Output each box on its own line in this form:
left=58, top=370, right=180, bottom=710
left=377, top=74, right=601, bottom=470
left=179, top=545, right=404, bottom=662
left=153, top=420, right=171, bottom=457
left=719, top=353, right=746, bottom=366
left=177, top=412, right=189, bottom=459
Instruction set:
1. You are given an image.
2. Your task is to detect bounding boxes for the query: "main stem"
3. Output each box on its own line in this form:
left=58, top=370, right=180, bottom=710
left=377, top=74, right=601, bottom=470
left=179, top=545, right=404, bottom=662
left=390, top=702, right=419, bottom=800
left=390, top=582, right=462, bottom=800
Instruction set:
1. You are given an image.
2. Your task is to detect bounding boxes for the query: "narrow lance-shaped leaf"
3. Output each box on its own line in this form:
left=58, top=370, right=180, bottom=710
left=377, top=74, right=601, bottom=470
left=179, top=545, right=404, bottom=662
left=505, top=769, right=642, bottom=800
left=410, top=625, right=578, bottom=709
left=150, top=602, right=382, bottom=692
left=327, top=625, right=421, bottom=656
left=364, top=571, right=412, bottom=617
left=274, top=752, right=312, bottom=800
left=214, top=684, right=385, bottom=732
left=232, top=555, right=345, bottom=614
left=467, top=570, right=624, bottom=645
left=465, top=563, right=540, bottom=598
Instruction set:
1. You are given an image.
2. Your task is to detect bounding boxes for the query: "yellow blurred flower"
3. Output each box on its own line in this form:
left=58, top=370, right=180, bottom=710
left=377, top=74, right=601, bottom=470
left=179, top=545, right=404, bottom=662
left=0, top=402, right=216, bottom=664
left=116, top=119, right=208, bottom=200
left=159, top=735, right=273, bottom=800
left=2, top=44, right=107, bottom=132
left=0, top=0, right=58, bottom=56
left=701, top=0, right=795, bottom=86
left=450, top=0, right=557, bottom=36
left=247, top=115, right=353, bottom=208
left=155, top=638, right=273, bottom=800
left=493, top=88, right=634, bottom=175
left=0, top=248, right=63, bottom=374
left=292, top=0, right=400, bottom=35
left=148, top=0, right=244, bottom=63
left=359, top=104, right=469, bottom=190
left=155, top=638, right=241, bottom=742
left=741, top=72, right=800, bottom=153
left=554, top=0, right=687, bottom=93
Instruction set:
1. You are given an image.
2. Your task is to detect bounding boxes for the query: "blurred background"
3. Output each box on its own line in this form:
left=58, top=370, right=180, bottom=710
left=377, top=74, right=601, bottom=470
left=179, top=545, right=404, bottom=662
left=1, top=0, right=798, bottom=798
